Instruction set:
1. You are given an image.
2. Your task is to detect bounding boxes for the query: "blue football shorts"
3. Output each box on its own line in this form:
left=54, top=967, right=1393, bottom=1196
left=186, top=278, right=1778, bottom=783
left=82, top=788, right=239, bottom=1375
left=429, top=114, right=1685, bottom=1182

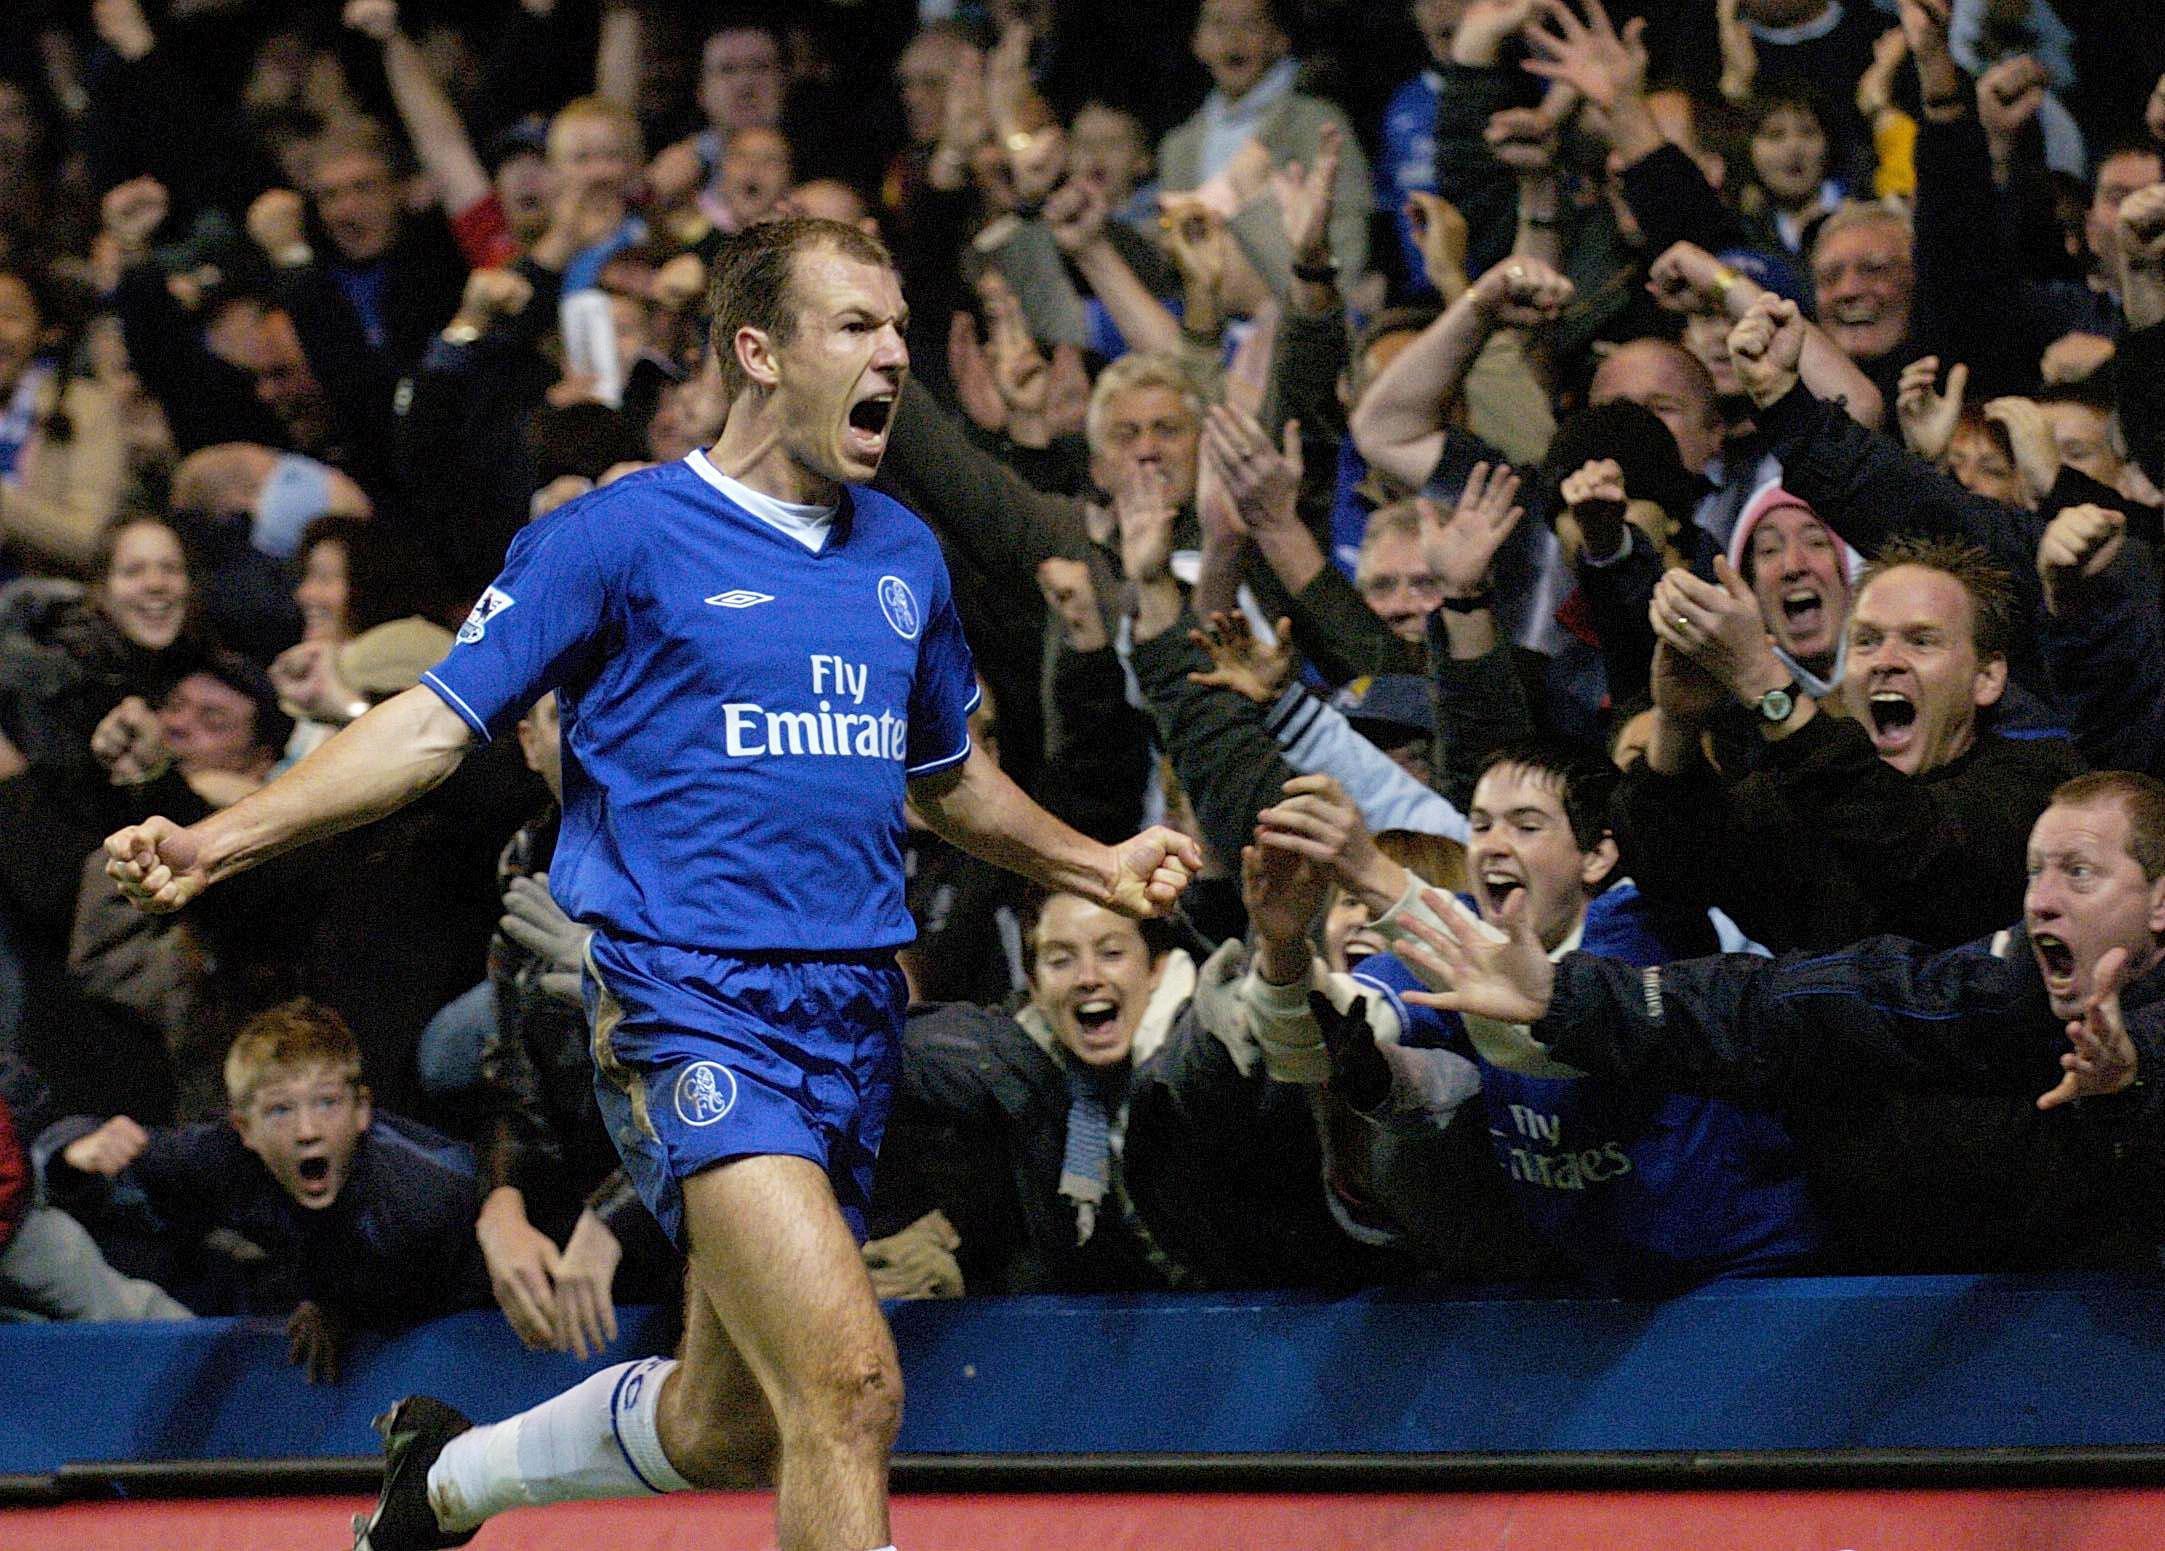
left=583, top=931, right=905, bottom=1249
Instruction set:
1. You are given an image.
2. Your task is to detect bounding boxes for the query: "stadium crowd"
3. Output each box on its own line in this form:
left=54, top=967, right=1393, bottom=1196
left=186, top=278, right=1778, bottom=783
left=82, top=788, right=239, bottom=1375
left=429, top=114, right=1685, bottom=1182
left=4, top=0, right=2165, bottom=1379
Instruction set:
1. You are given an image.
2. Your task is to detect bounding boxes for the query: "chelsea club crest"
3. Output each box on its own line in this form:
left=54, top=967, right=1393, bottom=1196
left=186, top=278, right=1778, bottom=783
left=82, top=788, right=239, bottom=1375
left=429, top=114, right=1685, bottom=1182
left=876, top=575, right=920, bottom=640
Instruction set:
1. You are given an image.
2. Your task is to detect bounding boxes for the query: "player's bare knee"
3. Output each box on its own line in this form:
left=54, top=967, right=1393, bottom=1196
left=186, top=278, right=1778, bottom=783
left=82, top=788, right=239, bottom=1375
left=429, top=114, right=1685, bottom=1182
left=849, top=1351, right=904, bottom=1450
left=788, top=1346, right=903, bottom=1453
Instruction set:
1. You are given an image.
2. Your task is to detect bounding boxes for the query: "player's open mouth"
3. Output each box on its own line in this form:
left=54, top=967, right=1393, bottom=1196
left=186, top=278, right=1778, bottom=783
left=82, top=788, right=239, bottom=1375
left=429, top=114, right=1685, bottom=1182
left=296, top=1156, right=331, bottom=1187
left=2033, top=933, right=2077, bottom=995
left=847, top=394, right=896, bottom=439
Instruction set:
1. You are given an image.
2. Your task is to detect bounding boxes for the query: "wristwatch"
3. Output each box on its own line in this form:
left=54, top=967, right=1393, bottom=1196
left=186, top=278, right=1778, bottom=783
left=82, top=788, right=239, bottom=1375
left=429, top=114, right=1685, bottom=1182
left=1752, top=679, right=1801, bottom=724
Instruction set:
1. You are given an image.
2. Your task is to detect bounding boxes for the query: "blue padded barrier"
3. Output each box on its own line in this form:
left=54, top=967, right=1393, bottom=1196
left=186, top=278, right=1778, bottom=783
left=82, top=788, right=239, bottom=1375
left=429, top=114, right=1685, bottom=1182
left=4, top=1275, right=2165, bottom=1477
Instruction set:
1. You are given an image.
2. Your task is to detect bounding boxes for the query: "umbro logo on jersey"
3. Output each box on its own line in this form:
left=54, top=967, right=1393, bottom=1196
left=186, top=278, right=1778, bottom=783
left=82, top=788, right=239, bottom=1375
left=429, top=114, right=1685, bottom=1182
left=705, top=589, right=776, bottom=608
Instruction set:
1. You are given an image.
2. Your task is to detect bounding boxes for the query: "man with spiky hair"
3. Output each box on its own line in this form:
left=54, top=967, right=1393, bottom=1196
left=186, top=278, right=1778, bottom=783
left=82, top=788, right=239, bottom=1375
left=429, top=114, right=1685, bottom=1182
left=1619, top=533, right=2081, bottom=953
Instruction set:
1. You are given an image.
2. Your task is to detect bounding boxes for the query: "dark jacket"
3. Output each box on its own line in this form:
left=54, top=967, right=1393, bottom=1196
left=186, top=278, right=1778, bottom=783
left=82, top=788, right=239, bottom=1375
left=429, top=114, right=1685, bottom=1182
left=301, top=210, right=470, bottom=376
left=308, top=737, right=539, bottom=1118
left=1288, top=560, right=1424, bottom=688
left=112, top=259, right=286, bottom=456
left=875, top=378, right=1111, bottom=808
left=479, top=814, right=633, bottom=1231
left=1533, top=929, right=2165, bottom=1271
left=2038, top=539, right=2165, bottom=776
left=1615, top=713, right=2081, bottom=954
left=876, top=954, right=1393, bottom=1294
left=39, top=1110, right=490, bottom=1326
left=0, top=584, right=203, bottom=803
left=875, top=997, right=1183, bottom=1295
left=1128, top=615, right=1298, bottom=874
left=901, top=830, right=1029, bottom=1009
left=388, top=257, right=568, bottom=598
left=1900, top=110, right=2069, bottom=404
left=2123, top=322, right=2165, bottom=494
left=1035, top=640, right=1152, bottom=846
left=1430, top=58, right=1649, bottom=364
left=0, top=588, right=206, bottom=945
left=473, top=810, right=678, bottom=1296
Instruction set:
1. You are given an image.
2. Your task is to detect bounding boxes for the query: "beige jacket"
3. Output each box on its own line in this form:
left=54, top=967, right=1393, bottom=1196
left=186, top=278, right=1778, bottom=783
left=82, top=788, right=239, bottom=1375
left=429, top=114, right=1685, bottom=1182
left=1, top=374, right=125, bottom=576
left=1158, top=89, right=1375, bottom=287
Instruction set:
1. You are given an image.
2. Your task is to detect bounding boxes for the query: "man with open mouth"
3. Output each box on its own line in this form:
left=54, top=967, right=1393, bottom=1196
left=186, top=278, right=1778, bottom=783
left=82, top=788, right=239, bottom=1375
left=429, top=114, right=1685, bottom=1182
left=1729, top=483, right=1855, bottom=696
left=1388, top=771, right=2165, bottom=1260
left=1620, top=531, right=2079, bottom=955
left=104, top=216, right=1200, bottom=1551
left=1246, top=744, right=1820, bottom=1295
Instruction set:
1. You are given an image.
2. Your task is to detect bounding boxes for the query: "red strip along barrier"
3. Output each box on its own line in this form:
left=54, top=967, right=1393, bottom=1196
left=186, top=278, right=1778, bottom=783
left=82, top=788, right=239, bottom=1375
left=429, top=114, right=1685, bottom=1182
left=8, top=1487, right=2165, bottom=1551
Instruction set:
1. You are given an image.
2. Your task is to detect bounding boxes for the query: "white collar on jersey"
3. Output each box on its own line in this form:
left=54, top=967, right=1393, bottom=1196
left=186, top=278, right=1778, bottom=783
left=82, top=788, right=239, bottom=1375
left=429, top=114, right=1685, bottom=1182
left=686, top=449, right=838, bottom=553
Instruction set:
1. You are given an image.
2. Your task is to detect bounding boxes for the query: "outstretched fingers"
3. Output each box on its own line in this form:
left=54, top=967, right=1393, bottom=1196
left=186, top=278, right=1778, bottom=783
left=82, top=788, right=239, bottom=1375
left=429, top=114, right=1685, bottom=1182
left=2038, top=947, right=2137, bottom=1110
left=1393, top=895, right=1497, bottom=997
left=1459, top=460, right=1494, bottom=513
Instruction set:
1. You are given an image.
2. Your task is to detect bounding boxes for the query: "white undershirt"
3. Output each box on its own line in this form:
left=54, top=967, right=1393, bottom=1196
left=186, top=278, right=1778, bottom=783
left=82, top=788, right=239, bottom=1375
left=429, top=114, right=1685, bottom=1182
left=686, top=449, right=838, bottom=552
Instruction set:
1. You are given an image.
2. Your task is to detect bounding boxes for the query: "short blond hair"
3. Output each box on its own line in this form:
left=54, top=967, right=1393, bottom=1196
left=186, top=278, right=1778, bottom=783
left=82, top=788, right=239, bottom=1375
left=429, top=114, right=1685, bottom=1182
left=1375, top=827, right=1465, bottom=895
left=1855, top=534, right=2014, bottom=662
left=1354, top=499, right=1425, bottom=579
left=223, top=999, right=363, bottom=1114
left=547, top=95, right=644, bottom=165
left=306, top=119, right=398, bottom=182
left=2053, top=771, right=2165, bottom=883
left=1085, top=353, right=1206, bottom=456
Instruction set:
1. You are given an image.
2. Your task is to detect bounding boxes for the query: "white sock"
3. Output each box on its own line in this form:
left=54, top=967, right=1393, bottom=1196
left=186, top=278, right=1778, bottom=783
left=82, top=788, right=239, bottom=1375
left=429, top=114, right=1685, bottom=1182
left=426, top=1358, right=691, bottom=1531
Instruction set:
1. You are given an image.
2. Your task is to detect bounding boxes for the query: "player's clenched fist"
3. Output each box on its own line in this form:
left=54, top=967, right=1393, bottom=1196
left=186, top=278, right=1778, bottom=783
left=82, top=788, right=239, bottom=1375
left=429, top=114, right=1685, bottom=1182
left=104, top=816, right=209, bottom=913
left=1106, top=825, right=1205, bottom=919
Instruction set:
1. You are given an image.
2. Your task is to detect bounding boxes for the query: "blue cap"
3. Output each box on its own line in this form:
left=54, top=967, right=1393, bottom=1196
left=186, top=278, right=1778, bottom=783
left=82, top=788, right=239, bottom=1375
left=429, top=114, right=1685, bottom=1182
left=1331, top=674, right=1434, bottom=744
left=484, top=117, right=550, bottom=172
left=1715, top=246, right=1807, bottom=305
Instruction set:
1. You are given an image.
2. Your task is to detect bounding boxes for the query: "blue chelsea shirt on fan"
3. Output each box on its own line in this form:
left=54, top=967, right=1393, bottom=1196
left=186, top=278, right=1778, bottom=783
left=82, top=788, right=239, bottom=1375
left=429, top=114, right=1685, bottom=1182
left=422, top=449, right=978, bottom=954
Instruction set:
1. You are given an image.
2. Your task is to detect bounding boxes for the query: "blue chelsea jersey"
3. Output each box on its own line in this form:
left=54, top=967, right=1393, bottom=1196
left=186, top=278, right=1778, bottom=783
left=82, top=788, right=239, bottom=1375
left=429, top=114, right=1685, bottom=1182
left=1380, top=70, right=1441, bottom=291
left=423, top=451, right=979, bottom=953
left=1358, top=885, right=1821, bottom=1295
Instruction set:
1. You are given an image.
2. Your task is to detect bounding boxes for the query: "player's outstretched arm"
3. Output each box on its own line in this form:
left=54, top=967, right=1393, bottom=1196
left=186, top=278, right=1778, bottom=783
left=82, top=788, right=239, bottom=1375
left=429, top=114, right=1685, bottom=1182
left=104, top=685, right=474, bottom=912
left=909, top=742, right=1202, bottom=918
